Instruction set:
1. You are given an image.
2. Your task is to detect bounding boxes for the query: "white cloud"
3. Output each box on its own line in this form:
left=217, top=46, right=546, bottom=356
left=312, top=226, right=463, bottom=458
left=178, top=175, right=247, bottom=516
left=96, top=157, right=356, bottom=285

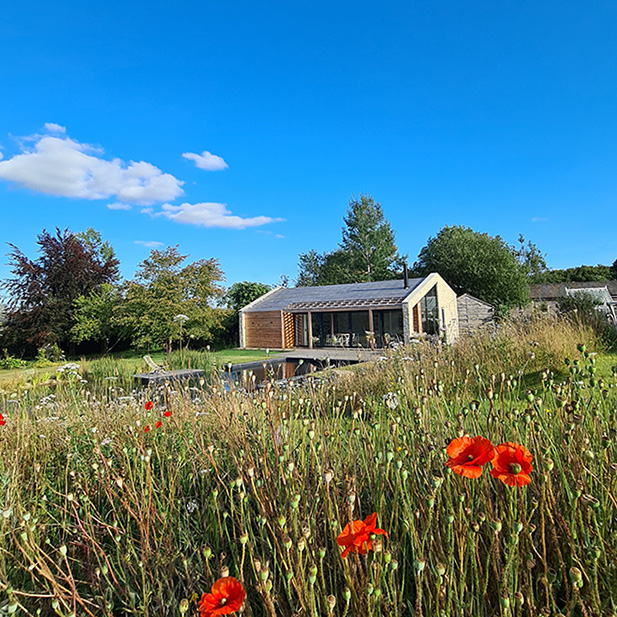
left=0, top=131, right=184, bottom=205
left=43, top=123, right=66, bottom=134
left=182, top=150, right=228, bottom=171
left=157, top=202, right=284, bottom=229
left=107, top=202, right=132, bottom=211
left=0, top=148, right=3, bottom=161
left=531, top=217, right=548, bottom=222
left=135, top=240, right=164, bottom=248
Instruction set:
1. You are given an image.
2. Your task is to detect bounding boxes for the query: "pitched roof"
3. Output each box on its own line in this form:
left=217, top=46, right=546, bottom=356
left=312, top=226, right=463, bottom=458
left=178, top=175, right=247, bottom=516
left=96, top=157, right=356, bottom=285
left=529, top=281, right=617, bottom=301
left=242, top=278, right=426, bottom=312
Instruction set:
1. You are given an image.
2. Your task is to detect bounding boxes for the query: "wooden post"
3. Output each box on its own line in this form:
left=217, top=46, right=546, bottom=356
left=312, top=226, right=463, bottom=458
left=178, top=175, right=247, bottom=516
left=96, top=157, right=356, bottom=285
left=330, top=313, right=334, bottom=336
left=308, top=312, right=313, bottom=348
left=368, top=309, right=374, bottom=350
left=280, top=311, right=286, bottom=349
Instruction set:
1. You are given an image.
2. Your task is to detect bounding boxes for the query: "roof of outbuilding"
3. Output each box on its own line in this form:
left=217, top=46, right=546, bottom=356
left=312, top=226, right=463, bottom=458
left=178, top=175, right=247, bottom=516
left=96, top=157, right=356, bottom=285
left=241, top=278, right=427, bottom=312
left=529, top=281, right=617, bottom=301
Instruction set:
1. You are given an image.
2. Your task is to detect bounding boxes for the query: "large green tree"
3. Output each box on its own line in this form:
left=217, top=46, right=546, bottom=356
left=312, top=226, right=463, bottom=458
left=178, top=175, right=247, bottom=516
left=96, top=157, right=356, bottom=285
left=1, top=227, right=119, bottom=355
left=120, top=246, right=226, bottom=351
left=227, top=281, right=271, bottom=312
left=413, top=226, right=529, bottom=310
left=297, top=194, right=404, bottom=286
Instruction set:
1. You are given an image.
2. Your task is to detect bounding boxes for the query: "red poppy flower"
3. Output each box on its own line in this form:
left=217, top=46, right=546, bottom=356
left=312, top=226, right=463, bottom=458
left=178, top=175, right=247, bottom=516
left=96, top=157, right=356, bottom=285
left=199, top=577, right=246, bottom=616
left=446, top=435, right=495, bottom=479
left=336, top=512, right=387, bottom=559
left=164, top=410, right=172, bottom=417
left=144, top=425, right=150, bottom=433
left=145, top=401, right=153, bottom=410
left=155, top=421, right=162, bottom=429
left=490, top=442, right=533, bottom=487
left=0, top=414, right=5, bottom=426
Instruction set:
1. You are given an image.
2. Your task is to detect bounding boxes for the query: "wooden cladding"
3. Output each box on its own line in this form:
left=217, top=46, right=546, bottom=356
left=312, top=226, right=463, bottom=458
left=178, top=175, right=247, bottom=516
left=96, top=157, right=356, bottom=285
left=283, top=312, right=294, bottom=348
left=243, top=311, right=283, bottom=349
left=412, top=303, right=421, bottom=333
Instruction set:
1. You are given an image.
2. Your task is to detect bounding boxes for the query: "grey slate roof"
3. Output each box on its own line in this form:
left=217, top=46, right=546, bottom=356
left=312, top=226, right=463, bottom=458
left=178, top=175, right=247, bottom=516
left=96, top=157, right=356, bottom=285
left=242, top=278, right=426, bottom=312
left=529, top=281, right=617, bottom=301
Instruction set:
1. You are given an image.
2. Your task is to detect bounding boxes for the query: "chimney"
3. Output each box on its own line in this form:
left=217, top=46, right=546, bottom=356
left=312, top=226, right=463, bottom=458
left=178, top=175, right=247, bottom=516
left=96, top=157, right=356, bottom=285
left=403, top=262, right=409, bottom=288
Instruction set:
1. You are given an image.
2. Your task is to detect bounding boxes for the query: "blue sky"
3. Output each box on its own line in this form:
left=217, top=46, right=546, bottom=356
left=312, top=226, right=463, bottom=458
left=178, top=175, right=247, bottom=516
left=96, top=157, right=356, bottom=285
left=1, top=1, right=616, bottom=290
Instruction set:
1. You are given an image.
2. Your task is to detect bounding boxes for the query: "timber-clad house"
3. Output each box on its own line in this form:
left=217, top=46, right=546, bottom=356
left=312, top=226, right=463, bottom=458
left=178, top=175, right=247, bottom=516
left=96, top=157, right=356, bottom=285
left=239, top=273, right=459, bottom=350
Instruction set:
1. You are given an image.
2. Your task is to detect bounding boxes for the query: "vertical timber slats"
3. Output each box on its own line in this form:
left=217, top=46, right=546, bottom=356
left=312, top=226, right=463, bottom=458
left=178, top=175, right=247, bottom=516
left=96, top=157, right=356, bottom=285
left=283, top=312, right=295, bottom=348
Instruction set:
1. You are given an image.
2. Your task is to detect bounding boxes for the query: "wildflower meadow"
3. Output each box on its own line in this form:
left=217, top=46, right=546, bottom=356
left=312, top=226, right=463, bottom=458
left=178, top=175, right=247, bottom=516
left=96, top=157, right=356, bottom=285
left=0, top=315, right=616, bottom=616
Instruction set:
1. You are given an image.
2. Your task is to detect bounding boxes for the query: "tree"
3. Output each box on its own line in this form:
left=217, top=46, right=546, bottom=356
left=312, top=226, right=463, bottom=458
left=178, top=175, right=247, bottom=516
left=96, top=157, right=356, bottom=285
left=227, top=281, right=272, bottom=312
left=120, top=246, right=226, bottom=351
left=537, top=264, right=612, bottom=283
left=611, top=259, right=617, bottom=280
left=71, top=283, right=127, bottom=353
left=297, top=194, right=405, bottom=286
left=1, top=228, right=119, bottom=355
left=413, top=226, right=529, bottom=311
left=516, top=235, right=548, bottom=281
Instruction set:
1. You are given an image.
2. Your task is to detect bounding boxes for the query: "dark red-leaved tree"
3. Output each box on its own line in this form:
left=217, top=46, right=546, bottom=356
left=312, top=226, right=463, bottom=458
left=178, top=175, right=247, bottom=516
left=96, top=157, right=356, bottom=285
left=1, top=228, right=119, bottom=356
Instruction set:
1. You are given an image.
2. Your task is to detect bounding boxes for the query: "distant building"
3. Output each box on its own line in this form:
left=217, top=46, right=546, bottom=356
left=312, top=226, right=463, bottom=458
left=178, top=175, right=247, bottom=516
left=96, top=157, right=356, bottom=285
left=239, top=273, right=459, bottom=349
left=529, top=281, right=617, bottom=321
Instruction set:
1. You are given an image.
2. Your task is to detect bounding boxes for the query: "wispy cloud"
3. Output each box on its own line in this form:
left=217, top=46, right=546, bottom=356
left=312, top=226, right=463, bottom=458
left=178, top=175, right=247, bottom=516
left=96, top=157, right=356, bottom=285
left=156, top=202, right=284, bottom=229
left=135, top=240, right=164, bottom=248
left=531, top=216, right=548, bottom=222
left=107, top=202, right=132, bottom=211
left=182, top=150, right=228, bottom=171
left=0, top=125, right=184, bottom=205
left=43, top=123, right=66, bottom=134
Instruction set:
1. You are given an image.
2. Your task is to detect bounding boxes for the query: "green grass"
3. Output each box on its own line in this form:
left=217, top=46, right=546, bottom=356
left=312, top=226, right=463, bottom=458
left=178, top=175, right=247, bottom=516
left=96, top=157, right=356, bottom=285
left=1, top=317, right=616, bottom=616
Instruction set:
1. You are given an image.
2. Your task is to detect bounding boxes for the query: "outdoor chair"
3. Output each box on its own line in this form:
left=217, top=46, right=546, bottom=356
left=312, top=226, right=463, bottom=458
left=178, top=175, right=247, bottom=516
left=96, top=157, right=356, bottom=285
left=143, top=355, right=167, bottom=373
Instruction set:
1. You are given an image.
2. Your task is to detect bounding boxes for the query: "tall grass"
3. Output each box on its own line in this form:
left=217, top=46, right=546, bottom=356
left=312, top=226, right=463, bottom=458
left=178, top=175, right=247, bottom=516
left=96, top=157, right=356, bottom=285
left=0, top=315, right=615, bottom=616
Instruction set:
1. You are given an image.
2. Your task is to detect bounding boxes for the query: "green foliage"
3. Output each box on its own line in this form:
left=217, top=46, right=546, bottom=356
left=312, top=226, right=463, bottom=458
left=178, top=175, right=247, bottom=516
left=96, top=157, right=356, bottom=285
left=413, top=225, right=529, bottom=310
left=0, top=227, right=119, bottom=355
left=297, top=194, right=405, bottom=286
left=71, top=283, right=127, bottom=352
left=226, top=281, right=271, bottom=312
left=0, top=350, right=27, bottom=370
left=533, top=263, right=612, bottom=283
left=119, top=246, right=226, bottom=351
left=557, top=291, right=616, bottom=347
left=515, top=234, right=548, bottom=279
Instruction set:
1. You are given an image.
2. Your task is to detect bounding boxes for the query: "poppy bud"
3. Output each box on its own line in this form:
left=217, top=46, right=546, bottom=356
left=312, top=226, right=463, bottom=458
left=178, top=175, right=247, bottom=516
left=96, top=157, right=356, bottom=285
left=569, top=566, right=583, bottom=587
left=286, top=571, right=294, bottom=581
left=203, top=547, right=212, bottom=559
left=179, top=599, right=189, bottom=615
left=343, top=588, right=352, bottom=602
left=489, top=519, right=502, bottom=533
left=499, top=595, right=510, bottom=609
left=366, top=584, right=374, bottom=596
left=308, top=565, right=317, bottom=585
left=318, top=547, right=326, bottom=559
left=513, top=521, right=523, bottom=534
left=297, top=538, right=306, bottom=553
left=277, top=516, right=286, bottom=528
left=283, top=537, right=292, bottom=550
left=414, top=559, right=426, bottom=573
left=259, top=566, right=270, bottom=581
left=327, top=595, right=336, bottom=611
left=240, top=534, right=248, bottom=545
left=390, top=560, right=398, bottom=570
left=221, top=566, right=229, bottom=577
left=588, top=546, right=601, bottom=560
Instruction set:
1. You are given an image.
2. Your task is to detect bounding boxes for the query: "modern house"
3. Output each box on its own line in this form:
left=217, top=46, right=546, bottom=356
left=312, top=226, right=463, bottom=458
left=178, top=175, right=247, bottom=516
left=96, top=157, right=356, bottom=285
left=239, top=273, right=459, bottom=349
